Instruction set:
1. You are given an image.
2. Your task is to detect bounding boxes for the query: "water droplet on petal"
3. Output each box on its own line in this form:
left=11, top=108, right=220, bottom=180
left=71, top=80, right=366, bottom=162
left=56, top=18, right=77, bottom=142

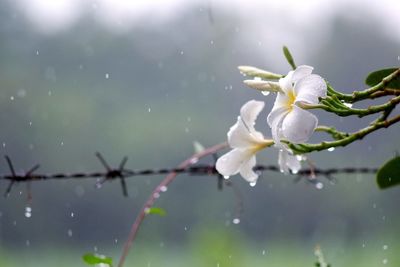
left=327, top=147, right=335, bottom=152
left=223, top=175, right=230, bottom=179
left=249, top=181, right=257, bottom=187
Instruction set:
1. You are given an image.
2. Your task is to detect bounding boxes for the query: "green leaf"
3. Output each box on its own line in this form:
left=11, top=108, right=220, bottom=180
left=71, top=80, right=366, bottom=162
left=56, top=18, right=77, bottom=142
left=282, top=46, right=296, bottom=70
left=82, top=253, right=113, bottom=266
left=377, top=156, right=400, bottom=189
left=145, top=207, right=167, bottom=216
left=365, top=68, right=400, bottom=89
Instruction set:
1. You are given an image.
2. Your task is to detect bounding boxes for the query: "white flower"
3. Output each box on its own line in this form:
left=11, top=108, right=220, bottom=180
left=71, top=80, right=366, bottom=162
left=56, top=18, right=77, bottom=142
left=278, top=149, right=302, bottom=174
left=266, top=65, right=327, bottom=145
left=216, top=100, right=273, bottom=183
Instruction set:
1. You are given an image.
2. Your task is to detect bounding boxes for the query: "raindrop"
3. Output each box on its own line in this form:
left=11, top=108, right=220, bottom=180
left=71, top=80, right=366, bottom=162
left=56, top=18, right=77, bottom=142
left=105, top=73, right=110, bottom=79
left=362, top=243, right=366, bottom=248
left=93, top=246, right=98, bottom=252
left=232, top=218, right=240, bottom=224
left=249, top=181, right=257, bottom=187
left=382, top=259, right=388, bottom=264
left=10, top=96, right=15, bottom=101
left=26, top=240, right=30, bottom=246
left=13, top=221, right=17, bottom=226
left=2, top=142, right=5, bottom=148
left=184, top=226, right=188, bottom=231
left=223, top=175, right=230, bottom=179
left=67, top=229, right=73, bottom=237
left=180, top=51, right=184, bottom=55
left=187, top=117, right=191, bottom=122
left=60, top=141, right=64, bottom=146
left=184, top=127, right=189, bottom=133
left=70, top=212, right=74, bottom=218
left=36, top=50, right=39, bottom=55
left=327, top=147, right=335, bottom=152
left=315, top=182, right=324, bottom=189
left=262, top=250, right=266, bottom=255
left=153, top=192, right=160, bottom=199
left=189, top=157, right=198, bottom=164
left=114, top=239, right=118, bottom=244
left=343, top=102, right=353, bottom=108
left=372, top=203, right=377, bottom=209
left=383, top=245, right=388, bottom=250
left=210, top=40, right=214, bottom=45
left=148, top=107, right=151, bottom=112
left=160, top=186, right=168, bottom=192
left=48, top=90, right=52, bottom=96
left=25, top=206, right=32, bottom=218
left=29, top=121, right=32, bottom=126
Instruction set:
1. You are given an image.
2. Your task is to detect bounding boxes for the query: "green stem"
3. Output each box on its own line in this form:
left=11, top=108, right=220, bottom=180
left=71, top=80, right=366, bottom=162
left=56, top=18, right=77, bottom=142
left=315, top=126, right=349, bottom=140
left=330, top=68, right=400, bottom=103
left=305, top=95, right=400, bottom=117
left=287, top=114, right=400, bottom=154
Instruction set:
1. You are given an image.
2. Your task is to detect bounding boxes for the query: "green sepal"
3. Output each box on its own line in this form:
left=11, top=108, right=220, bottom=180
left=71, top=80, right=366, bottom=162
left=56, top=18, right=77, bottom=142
left=282, top=46, right=296, bottom=70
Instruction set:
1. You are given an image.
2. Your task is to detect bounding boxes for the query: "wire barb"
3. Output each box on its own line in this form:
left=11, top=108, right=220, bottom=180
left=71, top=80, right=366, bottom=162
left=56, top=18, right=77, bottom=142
left=95, top=152, right=130, bottom=197
left=3, top=156, right=40, bottom=197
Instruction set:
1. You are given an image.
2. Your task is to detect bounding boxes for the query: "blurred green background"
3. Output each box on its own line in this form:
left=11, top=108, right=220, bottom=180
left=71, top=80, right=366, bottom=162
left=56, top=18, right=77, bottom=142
left=0, top=0, right=399, bottom=266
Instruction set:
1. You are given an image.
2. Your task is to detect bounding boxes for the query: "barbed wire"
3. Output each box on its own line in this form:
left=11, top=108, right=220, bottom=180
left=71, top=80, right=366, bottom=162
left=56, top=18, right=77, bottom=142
left=0, top=152, right=378, bottom=197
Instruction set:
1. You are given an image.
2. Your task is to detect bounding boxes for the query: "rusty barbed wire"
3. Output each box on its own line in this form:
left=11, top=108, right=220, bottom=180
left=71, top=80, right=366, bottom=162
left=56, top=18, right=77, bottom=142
left=0, top=153, right=378, bottom=197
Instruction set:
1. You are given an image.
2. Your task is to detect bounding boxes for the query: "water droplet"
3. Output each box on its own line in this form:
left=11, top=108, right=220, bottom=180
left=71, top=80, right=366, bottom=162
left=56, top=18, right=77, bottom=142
left=148, top=107, right=151, bottom=112
left=327, top=147, right=335, bottom=152
left=292, top=169, right=299, bottom=174
left=249, top=181, right=257, bottom=187
left=29, top=121, right=32, bottom=126
left=60, top=141, right=64, bottom=146
left=343, top=102, right=353, bottom=108
left=2, top=142, right=5, bottom=148
left=373, top=203, right=377, bottom=209
left=48, top=90, right=52, bottom=96
left=383, top=245, right=388, bottom=250
left=93, top=246, right=98, bottom=252
left=362, top=243, right=366, bottom=248
left=26, top=240, right=30, bottom=246
left=262, top=250, right=266, bottom=255
left=315, top=182, right=324, bottom=189
left=210, top=40, right=214, bottom=45
left=160, top=186, right=168, bottom=192
left=114, top=238, right=118, bottom=244
left=180, top=51, right=184, bottom=55
left=67, top=229, right=73, bottom=237
left=382, top=259, right=388, bottom=264
left=36, top=50, right=39, bottom=55
left=189, top=157, right=198, bottom=164
left=70, top=212, right=74, bottom=218
left=223, top=175, right=230, bottom=179
left=10, top=96, right=15, bottom=101
left=184, top=226, right=188, bottom=231
left=105, top=73, right=110, bottom=79
left=153, top=192, right=160, bottom=198
left=25, top=206, right=32, bottom=218
left=232, top=218, right=240, bottom=224
left=184, top=127, right=189, bottom=133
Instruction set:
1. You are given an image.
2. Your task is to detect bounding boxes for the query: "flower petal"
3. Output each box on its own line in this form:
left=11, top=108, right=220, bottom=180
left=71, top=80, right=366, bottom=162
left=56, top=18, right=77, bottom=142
left=228, top=118, right=264, bottom=148
left=240, top=100, right=265, bottom=128
left=278, top=149, right=301, bottom=174
left=281, top=105, right=318, bottom=143
left=267, top=105, right=288, bottom=146
left=291, top=65, right=314, bottom=82
left=279, top=71, right=294, bottom=94
left=239, top=155, right=258, bottom=182
left=294, top=74, right=327, bottom=104
left=216, top=148, right=251, bottom=177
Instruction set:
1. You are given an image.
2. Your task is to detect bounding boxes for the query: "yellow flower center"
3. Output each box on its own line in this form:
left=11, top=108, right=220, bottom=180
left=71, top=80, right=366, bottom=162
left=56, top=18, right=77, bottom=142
left=286, top=89, right=296, bottom=111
